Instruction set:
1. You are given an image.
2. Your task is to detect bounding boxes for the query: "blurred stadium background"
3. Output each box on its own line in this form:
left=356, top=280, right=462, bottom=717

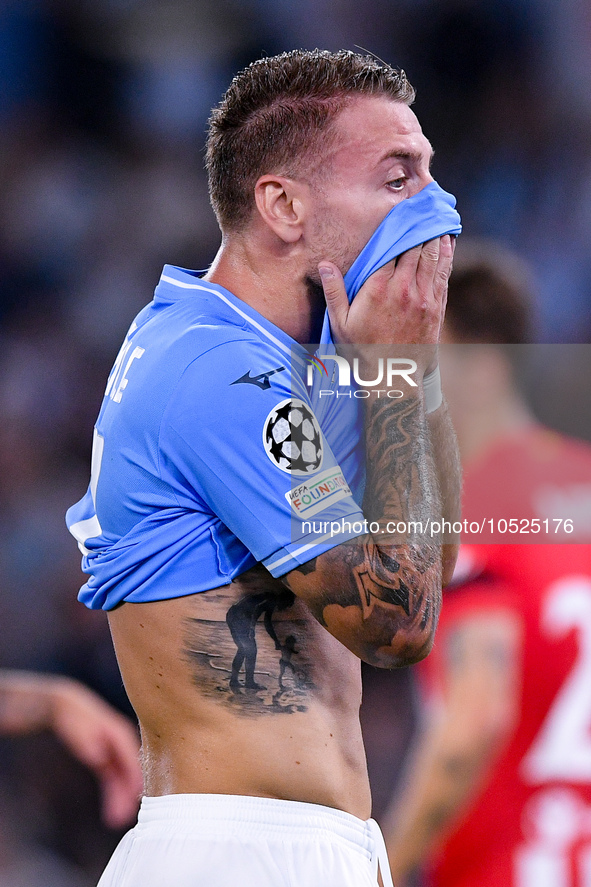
left=0, top=1, right=590, bottom=883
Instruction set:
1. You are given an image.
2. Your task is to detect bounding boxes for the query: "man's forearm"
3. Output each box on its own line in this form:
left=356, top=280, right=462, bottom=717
left=358, top=387, right=443, bottom=655
left=427, top=398, right=462, bottom=584
left=383, top=612, right=520, bottom=883
left=284, top=387, right=443, bottom=667
left=383, top=705, right=499, bottom=885
left=0, top=670, right=57, bottom=734
left=363, top=389, right=440, bottom=530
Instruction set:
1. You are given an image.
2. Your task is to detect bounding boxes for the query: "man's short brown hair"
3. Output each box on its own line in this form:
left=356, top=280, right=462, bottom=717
left=206, top=49, right=415, bottom=232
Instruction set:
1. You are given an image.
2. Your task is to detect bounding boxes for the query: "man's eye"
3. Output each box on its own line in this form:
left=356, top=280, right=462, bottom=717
left=387, top=178, right=406, bottom=191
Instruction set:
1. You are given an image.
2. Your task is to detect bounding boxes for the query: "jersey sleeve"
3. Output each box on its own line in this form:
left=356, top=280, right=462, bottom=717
left=159, top=339, right=367, bottom=577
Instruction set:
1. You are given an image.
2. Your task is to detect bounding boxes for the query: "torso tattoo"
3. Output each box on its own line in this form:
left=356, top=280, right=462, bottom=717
left=182, top=576, right=317, bottom=717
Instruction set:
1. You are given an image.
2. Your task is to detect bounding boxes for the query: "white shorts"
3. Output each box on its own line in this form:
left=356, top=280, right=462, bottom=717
left=97, top=793, right=393, bottom=887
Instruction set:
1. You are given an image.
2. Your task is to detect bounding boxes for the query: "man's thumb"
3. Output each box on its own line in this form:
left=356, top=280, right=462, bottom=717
left=318, top=262, right=347, bottom=328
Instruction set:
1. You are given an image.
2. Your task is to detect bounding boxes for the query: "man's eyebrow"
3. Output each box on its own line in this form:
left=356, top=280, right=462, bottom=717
left=378, top=148, right=435, bottom=169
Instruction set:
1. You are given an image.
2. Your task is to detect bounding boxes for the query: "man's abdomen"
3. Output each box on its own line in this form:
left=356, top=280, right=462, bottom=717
left=107, top=568, right=371, bottom=819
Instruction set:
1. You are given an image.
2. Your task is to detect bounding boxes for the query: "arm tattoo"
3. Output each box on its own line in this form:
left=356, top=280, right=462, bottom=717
left=289, top=392, right=442, bottom=666
left=363, top=395, right=438, bottom=530
left=294, top=558, right=318, bottom=576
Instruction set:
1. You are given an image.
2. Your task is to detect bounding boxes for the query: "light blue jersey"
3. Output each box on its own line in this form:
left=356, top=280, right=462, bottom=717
left=66, top=267, right=365, bottom=610
left=67, top=181, right=461, bottom=611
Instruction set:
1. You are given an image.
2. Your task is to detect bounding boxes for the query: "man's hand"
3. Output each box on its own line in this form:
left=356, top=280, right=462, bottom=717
left=280, top=234, right=460, bottom=668
left=321, top=233, right=460, bottom=582
left=319, top=235, right=454, bottom=357
left=0, top=671, right=142, bottom=828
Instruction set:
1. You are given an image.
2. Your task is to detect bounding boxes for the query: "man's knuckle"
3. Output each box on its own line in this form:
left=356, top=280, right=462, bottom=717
left=399, top=286, right=412, bottom=306
left=422, top=242, right=439, bottom=260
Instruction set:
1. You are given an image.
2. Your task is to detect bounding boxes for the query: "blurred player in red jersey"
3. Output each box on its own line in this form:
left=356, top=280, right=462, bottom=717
left=383, top=240, right=591, bottom=887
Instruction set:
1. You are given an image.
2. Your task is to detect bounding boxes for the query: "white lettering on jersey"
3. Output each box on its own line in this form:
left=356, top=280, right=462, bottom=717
left=514, top=577, right=591, bottom=886
left=111, top=346, right=145, bottom=402
left=105, top=323, right=145, bottom=403
left=515, top=788, right=591, bottom=887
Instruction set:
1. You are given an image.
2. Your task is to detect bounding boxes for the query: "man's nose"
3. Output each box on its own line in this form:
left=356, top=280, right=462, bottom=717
left=407, top=171, right=434, bottom=199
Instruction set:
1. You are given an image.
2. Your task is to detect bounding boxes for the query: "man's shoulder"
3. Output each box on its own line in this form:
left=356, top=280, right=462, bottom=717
left=130, top=299, right=287, bottom=392
left=168, top=334, right=293, bottom=408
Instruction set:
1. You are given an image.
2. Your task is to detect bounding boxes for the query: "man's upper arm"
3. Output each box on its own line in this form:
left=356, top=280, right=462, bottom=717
left=161, top=339, right=367, bottom=574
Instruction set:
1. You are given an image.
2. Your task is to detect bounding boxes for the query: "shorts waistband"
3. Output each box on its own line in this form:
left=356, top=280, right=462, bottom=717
left=137, top=794, right=394, bottom=887
left=138, top=793, right=372, bottom=853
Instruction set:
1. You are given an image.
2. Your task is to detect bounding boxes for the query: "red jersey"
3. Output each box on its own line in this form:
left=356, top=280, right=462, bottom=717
left=424, top=427, right=591, bottom=887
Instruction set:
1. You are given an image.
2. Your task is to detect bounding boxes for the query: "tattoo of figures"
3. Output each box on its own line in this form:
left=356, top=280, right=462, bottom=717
left=183, top=590, right=314, bottom=716
left=278, top=635, right=302, bottom=691
left=226, top=591, right=292, bottom=691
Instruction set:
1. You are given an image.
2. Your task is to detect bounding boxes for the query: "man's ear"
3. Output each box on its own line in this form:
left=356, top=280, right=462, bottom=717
left=254, top=175, right=306, bottom=244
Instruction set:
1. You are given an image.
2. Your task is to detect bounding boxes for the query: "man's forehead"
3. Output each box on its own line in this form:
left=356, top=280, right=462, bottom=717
left=334, top=95, right=422, bottom=135
left=331, top=96, right=432, bottom=163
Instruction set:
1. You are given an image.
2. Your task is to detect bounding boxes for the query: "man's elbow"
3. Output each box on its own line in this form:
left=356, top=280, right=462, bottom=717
left=369, top=577, right=442, bottom=668
left=441, top=543, right=460, bottom=587
left=362, top=616, right=438, bottom=669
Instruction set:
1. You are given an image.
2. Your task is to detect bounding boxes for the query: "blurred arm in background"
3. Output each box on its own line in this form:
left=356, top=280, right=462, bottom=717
left=0, top=670, right=142, bottom=828
left=382, top=603, right=521, bottom=885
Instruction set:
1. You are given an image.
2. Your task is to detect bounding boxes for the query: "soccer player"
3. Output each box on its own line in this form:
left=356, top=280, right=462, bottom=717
left=0, top=670, right=141, bottom=828
left=383, top=241, right=591, bottom=887
left=66, top=50, right=461, bottom=886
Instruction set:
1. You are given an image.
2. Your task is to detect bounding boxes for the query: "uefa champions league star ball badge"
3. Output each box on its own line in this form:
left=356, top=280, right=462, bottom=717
left=263, top=399, right=323, bottom=475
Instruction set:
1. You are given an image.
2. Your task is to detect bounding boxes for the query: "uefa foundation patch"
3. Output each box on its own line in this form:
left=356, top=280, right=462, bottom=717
left=285, top=468, right=353, bottom=517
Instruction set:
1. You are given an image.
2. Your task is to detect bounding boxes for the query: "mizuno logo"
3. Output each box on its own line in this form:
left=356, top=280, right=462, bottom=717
left=231, top=366, right=286, bottom=390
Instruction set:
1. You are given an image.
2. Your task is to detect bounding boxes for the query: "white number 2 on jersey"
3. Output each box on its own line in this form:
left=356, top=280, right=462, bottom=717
left=521, top=576, right=591, bottom=783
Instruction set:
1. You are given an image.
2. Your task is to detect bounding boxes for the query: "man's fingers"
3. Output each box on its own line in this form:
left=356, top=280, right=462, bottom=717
left=442, top=233, right=454, bottom=270
left=322, top=234, right=454, bottom=347
left=415, top=237, right=441, bottom=296
left=392, top=243, right=422, bottom=280
left=100, top=744, right=143, bottom=828
left=318, top=262, right=348, bottom=334
left=435, top=234, right=454, bottom=301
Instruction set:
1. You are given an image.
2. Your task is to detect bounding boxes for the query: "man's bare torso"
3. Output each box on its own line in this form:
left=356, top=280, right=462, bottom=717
left=108, top=565, right=372, bottom=819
